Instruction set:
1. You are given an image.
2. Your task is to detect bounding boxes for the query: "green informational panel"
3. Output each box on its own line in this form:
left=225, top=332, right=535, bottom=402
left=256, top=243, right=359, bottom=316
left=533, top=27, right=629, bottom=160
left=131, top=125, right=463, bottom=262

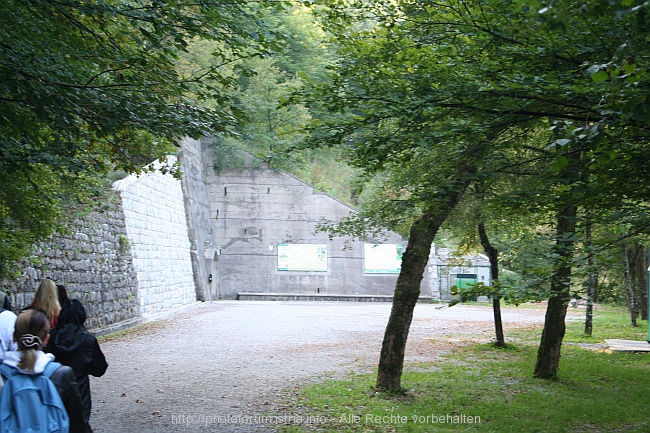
left=455, top=273, right=477, bottom=289
left=364, top=243, right=403, bottom=274
left=277, top=243, right=327, bottom=271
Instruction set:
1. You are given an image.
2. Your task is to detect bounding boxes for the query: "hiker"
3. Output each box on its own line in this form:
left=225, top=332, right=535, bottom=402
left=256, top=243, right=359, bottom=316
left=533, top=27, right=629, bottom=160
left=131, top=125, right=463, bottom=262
left=0, top=289, right=11, bottom=311
left=48, top=299, right=108, bottom=432
left=31, top=278, right=62, bottom=329
left=0, top=307, right=87, bottom=432
left=0, top=307, right=17, bottom=361
left=57, top=284, right=70, bottom=309
left=0, top=289, right=14, bottom=361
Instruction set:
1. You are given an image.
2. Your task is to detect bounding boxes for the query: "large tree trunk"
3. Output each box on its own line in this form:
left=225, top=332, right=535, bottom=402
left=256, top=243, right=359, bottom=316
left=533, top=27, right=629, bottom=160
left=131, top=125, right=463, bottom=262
left=375, top=212, right=441, bottom=391
left=376, top=166, right=476, bottom=391
left=478, top=221, right=504, bottom=347
left=533, top=202, right=577, bottom=379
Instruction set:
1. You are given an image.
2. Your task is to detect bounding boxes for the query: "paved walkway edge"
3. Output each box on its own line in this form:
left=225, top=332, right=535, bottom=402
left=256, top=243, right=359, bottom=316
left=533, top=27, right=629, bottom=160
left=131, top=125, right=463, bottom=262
left=605, top=339, right=650, bottom=352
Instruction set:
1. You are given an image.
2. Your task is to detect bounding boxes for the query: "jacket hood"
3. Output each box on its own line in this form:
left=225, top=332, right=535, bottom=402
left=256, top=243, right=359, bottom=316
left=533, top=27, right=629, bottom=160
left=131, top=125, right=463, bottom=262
left=51, top=299, right=88, bottom=353
left=58, top=299, right=87, bottom=326
left=2, top=350, right=55, bottom=375
left=51, top=324, right=86, bottom=353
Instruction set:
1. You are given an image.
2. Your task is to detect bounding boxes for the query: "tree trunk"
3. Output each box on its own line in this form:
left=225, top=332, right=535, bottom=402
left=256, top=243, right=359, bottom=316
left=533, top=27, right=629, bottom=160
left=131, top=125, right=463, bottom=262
left=533, top=202, right=577, bottom=379
left=624, top=245, right=639, bottom=327
left=478, top=221, right=505, bottom=347
left=376, top=166, right=476, bottom=391
left=584, top=272, right=597, bottom=336
left=633, top=243, right=648, bottom=321
left=375, top=212, right=440, bottom=391
left=583, top=217, right=596, bottom=336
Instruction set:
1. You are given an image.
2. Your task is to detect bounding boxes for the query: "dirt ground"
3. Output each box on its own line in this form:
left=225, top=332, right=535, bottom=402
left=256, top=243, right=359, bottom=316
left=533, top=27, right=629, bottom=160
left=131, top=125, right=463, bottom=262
left=88, top=301, right=563, bottom=433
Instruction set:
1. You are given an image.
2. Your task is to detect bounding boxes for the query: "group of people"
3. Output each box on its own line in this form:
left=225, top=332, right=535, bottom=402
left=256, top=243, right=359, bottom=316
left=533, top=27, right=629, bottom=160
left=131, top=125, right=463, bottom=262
left=0, top=278, right=108, bottom=433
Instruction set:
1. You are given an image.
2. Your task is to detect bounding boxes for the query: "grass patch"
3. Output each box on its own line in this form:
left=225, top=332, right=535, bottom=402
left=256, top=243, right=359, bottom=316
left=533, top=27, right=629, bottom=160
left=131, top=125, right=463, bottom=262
left=563, top=304, right=648, bottom=343
left=504, top=304, right=648, bottom=345
left=276, top=305, right=650, bottom=433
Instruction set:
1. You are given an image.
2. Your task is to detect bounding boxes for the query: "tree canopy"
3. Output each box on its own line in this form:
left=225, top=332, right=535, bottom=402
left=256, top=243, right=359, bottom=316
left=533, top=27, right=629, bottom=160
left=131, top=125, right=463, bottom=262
left=0, top=0, right=288, bottom=273
left=306, top=0, right=650, bottom=387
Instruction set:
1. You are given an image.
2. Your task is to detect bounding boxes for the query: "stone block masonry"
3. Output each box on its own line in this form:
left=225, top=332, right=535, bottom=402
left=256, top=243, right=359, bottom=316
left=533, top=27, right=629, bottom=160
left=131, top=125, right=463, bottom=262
left=0, top=192, right=140, bottom=331
left=1, top=156, right=198, bottom=331
left=113, top=157, right=196, bottom=318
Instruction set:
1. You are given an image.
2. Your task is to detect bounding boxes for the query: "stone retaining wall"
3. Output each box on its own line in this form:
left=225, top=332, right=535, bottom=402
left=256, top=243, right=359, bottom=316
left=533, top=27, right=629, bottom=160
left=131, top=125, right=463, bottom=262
left=1, top=156, right=198, bottom=331
left=0, top=192, right=140, bottom=331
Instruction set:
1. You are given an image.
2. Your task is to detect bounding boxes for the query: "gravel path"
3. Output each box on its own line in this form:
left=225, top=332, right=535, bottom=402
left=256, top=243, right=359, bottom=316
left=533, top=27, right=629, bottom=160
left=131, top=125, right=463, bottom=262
left=88, top=301, right=555, bottom=433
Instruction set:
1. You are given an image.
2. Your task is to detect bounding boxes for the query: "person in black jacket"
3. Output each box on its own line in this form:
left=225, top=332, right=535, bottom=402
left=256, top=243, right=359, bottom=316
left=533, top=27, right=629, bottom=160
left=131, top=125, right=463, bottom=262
left=47, top=299, right=108, bottom=432
left=0, top=289, right=11, bottom=311
left=1, top=307, right=87, bottom=433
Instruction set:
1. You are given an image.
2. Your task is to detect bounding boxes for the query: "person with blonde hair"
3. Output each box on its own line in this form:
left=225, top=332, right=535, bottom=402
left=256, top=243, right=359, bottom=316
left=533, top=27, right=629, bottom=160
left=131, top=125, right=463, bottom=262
left=31, top=278, right=61, bottom=329
left=0, top=307, right=87, bottom=432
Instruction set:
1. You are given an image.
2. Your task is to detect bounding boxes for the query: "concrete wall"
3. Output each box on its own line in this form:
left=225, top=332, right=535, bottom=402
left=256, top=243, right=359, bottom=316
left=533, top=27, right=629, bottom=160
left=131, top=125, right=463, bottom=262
left=195, top=137, right=419, bottom=299
left=427, top=245, right=491, bottom=302
left=177, top=137, right=216, bottom=302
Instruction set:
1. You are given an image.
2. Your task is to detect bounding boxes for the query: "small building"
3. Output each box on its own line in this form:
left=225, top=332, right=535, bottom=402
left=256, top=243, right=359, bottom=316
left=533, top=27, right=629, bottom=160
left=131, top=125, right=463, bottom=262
left=427, top=245, right=491, bottom=302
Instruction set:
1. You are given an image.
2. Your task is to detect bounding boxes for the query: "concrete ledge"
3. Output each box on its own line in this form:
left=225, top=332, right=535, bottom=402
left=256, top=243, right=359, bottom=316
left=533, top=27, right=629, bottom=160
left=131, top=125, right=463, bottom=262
left=605, top=339, right=650, bottom=352
left=89, top=301, right=203, bottom=337
left=140, top=301, right=203, bottom=323
left=237, top=292, right=434, bottom=303
left=89, top=317, right=145, bottom=337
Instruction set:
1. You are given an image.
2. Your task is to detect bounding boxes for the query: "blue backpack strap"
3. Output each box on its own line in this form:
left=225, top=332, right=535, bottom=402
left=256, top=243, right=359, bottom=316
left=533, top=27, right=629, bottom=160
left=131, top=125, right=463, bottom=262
left=41, top=361, right=62, bottom=378
left=0, top=362, right=15, bottom=379
left=0, top=362, right=60, bottom=380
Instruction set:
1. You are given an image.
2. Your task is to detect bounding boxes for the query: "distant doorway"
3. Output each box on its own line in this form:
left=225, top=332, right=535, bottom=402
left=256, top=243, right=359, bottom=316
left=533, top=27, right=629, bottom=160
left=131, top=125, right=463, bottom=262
left=205, top=251, right=220, bottom=301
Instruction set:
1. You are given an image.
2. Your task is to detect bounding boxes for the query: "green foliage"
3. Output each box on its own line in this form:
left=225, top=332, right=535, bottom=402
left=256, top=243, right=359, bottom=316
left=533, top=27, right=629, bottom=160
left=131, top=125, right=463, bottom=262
left=307, top=0, right=650, bottom=225
left=118, top=235, right=130, bottom=255
left=212, top=140, right=249, bottom=174
left=289, top=148, right=361, bottom=206
left=204, top=3, right=359, bottom=204
left=225, top=57, right=312, bottom=165
left=0, top=0, right=289, bottom=273
left=305, top=0, right=650, bottom=381
left=451, top=281, right=545, bottom=306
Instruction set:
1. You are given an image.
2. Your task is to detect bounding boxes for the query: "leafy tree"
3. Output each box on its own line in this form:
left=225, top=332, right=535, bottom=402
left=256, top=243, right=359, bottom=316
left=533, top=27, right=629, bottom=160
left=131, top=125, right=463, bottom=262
left=445, top=183, right=508, bottom=346
left=200, top=3, right=362, bottom=203
left=0, top=0, right=287, bottom=273
left=223, top=58, right=309, bottom=158
left=307, top=0, right=505, bottom=390
left=308, top=0, right=650, bottom=388
left=622, top=242, right=648, bottom=326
